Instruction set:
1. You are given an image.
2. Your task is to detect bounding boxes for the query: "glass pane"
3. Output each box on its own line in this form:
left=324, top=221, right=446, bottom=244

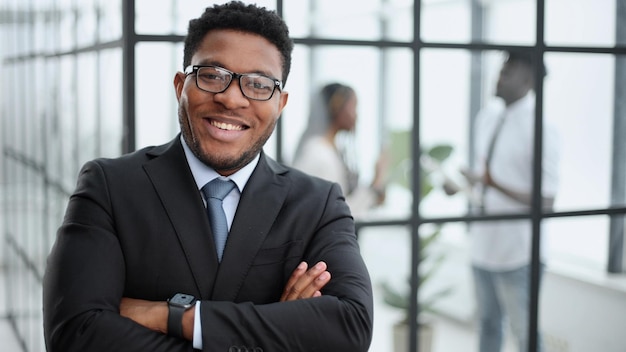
left=545, top=216, right=608, bottom=270
left=421, top=0, right=472, bottom=43
left=421, top=48, right=565, bottom=218
left=421, top=0, right=536, bottom=45
left=98, top=0, right=122, bottom=41
left=136, top=0, right=276, bottom=35
left=419, top=49, right=474, bottom=218
left=33, top=3, right=50, bottom=53
left=32, top=58, right=46, bottom=166
left=384, top=0, right=414, bottom=42
left=59, top=0, right=75, bottom=52
left=77, top=52, right=98, bottom=164
left=545, top=0, right=618, bottom=47
left=76, top=0, right=98, bottom=47
left=362, top=222, right=479, bottom=352
left=446, top=220, right=545, bottom=352
left=281, top=45, right=407, bottom=220
left=100, top=48, right=124, bottom=158
left=12, top=20, right=29, bottom=58
left=484, top=0, right=536, bottom=44
left=174, top=0, right=276, bottom=35
left=45, top=58, right=64, bottom=192
left=359, top=225, right=411, bottom=351
left=135, top=42, right=182, bottom=149
left=135, top=0, right=177, bottom=34
left=285, top=0, right=412, bottom=41
left=545, top=52, right=615, bottom=211
left=59, top=55, right=79, bottom=192
left=541, top=216, right=624, bottom=352
left=381, top=49, right=414, bottom=220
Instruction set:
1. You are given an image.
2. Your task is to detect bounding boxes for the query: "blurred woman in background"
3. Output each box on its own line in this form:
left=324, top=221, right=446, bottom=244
left=293, top=82, right=388, bottom=218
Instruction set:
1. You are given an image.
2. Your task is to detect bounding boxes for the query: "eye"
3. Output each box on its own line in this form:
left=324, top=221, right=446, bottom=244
left=245, top=76, right=273, bottom=91
left=198, top=72, right=226, bottom=82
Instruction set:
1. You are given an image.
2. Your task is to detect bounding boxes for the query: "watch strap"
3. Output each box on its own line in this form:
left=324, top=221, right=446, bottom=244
left=167, top=304, right=185, bottom=339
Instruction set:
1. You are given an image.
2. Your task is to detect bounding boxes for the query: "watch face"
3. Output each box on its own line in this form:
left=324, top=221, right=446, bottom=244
left=169, top=293, right=196, bottom=308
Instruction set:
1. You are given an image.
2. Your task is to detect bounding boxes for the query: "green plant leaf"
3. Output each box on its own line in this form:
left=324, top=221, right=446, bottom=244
left=428, top=144, right=453, bottom=163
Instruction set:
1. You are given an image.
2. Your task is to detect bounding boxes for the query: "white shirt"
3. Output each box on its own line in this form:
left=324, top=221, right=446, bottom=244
left=180, top=135, right=259, bottom=348
left=469, top=92, right=560, bottom=270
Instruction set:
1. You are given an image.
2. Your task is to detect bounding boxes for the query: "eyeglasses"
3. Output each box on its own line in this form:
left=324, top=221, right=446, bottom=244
left=184, top=65, right=282, bottom=101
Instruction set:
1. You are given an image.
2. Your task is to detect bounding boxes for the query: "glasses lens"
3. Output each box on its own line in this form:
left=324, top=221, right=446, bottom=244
left=196, top=67, right=231, bottom=93
left=240, top=75, right=276, bottom=100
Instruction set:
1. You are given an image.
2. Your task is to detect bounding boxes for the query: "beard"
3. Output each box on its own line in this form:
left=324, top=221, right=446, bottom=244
left=179, top=105, right=276, bottom=174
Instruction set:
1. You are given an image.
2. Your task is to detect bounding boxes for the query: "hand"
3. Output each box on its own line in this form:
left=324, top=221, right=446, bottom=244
left=460, top=168, right=482, bottom=185
left=442, top=178, right=461, bottom=196
left=120, top=297, right=168, bottom=334
left=374, top=149, right=391, bottom=182
left=280, top=261, right=331, bottom=302
left=483, top=166, right=494, bottom=187
left=371, top=149, right=391, bottom=204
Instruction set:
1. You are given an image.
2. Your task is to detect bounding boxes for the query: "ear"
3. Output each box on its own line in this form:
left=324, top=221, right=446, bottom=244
left=276, top=90, right=289, bottom=118
left=174, top=72, right=186, bottom=100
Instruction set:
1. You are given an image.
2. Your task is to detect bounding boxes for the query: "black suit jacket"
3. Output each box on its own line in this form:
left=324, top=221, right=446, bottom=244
left=43, top=136, right=373, bottom=351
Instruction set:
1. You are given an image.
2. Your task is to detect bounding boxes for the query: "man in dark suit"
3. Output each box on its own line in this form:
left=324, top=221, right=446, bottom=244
left=42, top=2, right=373, bottom=351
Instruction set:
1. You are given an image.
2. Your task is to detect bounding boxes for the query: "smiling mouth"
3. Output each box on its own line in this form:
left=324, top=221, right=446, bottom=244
left=210, top=120, right=247, bottom=131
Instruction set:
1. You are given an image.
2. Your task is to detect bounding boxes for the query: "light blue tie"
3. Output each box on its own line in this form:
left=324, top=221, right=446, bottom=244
left=201, top=178, right=236, bottom=262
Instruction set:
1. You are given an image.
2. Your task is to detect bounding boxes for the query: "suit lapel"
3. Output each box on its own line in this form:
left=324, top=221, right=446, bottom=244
left=212, top=153, right=291, bottom=301
left=143, top=137, right=219, bottom=298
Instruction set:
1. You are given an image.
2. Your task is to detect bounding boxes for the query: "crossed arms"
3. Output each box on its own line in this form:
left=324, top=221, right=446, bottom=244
left=119, top=261, right=332, bottom=340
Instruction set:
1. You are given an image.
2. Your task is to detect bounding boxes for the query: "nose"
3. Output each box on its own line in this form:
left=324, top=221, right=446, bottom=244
left=213, top=78, right=250, bottom=109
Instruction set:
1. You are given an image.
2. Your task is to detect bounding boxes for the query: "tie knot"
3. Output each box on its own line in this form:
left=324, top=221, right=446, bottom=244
left=202, top=178, right=236, bottom=201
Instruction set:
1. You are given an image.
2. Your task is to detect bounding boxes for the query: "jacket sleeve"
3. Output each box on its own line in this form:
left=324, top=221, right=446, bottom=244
left=42, top=160, right=193, bottom=352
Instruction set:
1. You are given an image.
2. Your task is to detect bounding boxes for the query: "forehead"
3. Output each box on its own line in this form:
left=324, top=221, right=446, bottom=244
left=191, top=29, right=283, bottom=78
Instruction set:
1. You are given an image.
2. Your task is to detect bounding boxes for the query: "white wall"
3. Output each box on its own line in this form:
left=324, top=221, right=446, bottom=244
left=541, top=268, right=626, bottom=352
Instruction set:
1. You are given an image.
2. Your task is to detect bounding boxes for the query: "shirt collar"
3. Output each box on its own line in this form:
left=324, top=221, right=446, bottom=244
left=180, top=134, right=259, bottom=193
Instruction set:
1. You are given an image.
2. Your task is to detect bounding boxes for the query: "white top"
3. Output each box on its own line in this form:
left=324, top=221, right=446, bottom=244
left=293, top=135, right=377, bottom=219
left=469, top=92, right=560, bottom=270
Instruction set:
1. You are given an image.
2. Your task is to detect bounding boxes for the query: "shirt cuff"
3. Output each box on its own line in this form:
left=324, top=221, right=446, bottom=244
left=192, top=301, right=202, bottom=349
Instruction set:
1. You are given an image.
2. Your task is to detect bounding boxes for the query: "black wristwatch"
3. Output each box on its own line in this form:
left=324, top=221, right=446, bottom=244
left=167, top=293, right=197, bottom=339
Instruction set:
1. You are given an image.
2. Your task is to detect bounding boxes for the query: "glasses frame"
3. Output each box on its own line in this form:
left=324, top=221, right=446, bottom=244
left=184, top=65, right=283, bottom=101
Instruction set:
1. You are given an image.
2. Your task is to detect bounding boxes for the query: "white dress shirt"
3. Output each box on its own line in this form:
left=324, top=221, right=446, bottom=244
left=180, top=135, right=259, bottom=348
left=469, top=92, right=560, bottom=271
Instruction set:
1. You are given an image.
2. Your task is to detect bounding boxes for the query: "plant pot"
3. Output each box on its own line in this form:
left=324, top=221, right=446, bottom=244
left=392, top=320, right=434, bottom=352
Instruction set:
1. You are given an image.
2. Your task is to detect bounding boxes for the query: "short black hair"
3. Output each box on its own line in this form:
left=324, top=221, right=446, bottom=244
left=183, top=1, right=294, bottom=86
left=505, top=49, right=547, bottom=77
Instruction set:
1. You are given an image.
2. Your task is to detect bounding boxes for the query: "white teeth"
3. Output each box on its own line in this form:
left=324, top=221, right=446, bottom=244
left=211, top=120, right=244, bottom=131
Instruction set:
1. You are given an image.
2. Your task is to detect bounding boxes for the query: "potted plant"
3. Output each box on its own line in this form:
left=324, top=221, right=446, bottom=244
left=382, top=136, right=455, bottom=352
left=380, top=226, right=453, bottom=352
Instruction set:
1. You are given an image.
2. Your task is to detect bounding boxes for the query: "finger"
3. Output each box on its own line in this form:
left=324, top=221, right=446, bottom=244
left=291, top=270, right=330, bottom=300
left=282, top=262, right=329, bottom=301
left=283, top=271, right=329, bottom=301
left=282, top=262, right=325, bottom=301
left=280, top=261, right=308, bottom=301
left=304, top=270, right=331, bottom=297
